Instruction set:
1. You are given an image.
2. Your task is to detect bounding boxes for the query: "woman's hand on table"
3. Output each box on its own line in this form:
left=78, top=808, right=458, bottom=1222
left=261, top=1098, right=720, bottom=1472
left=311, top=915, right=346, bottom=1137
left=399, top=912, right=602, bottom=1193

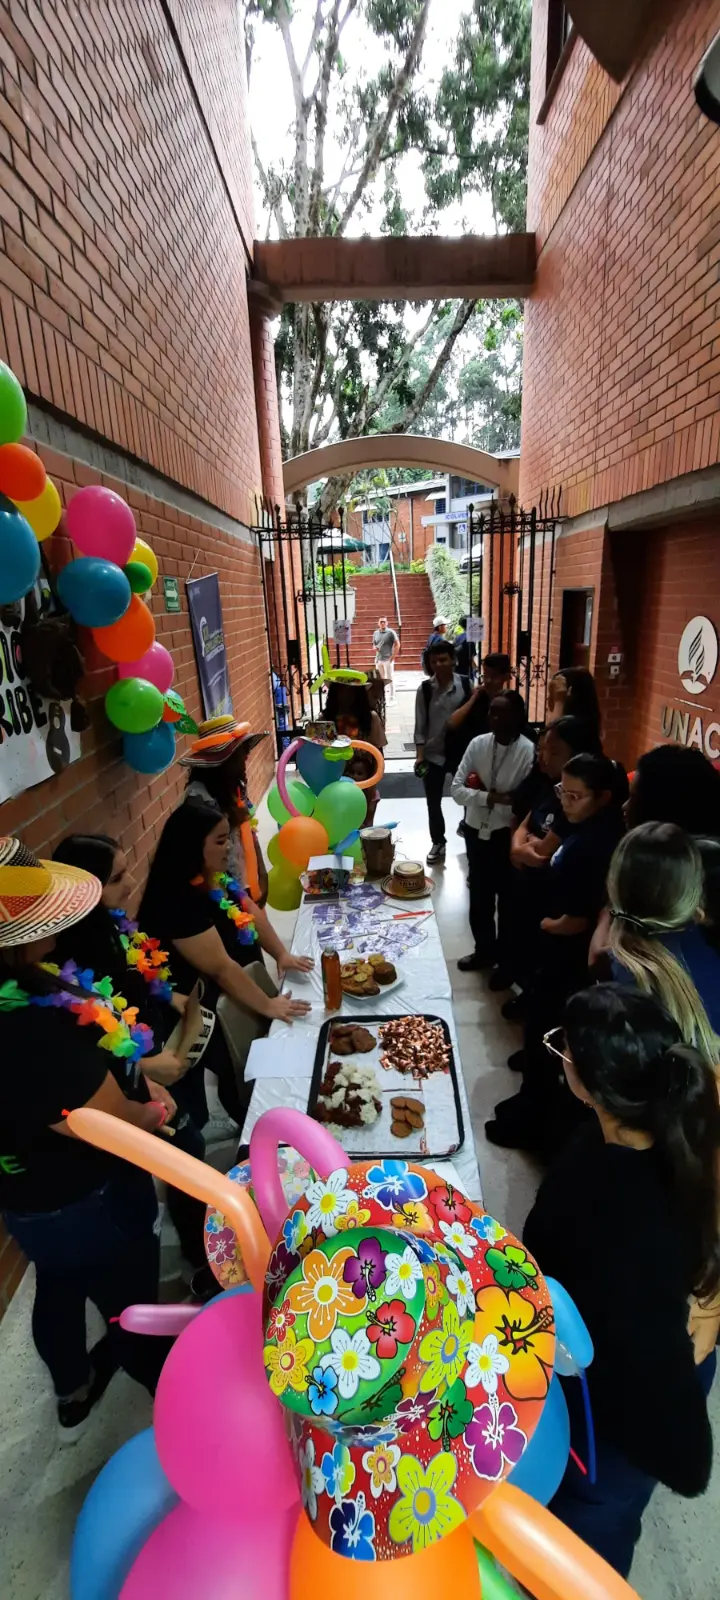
left=267, top=993, right=312, bottom=1022
left=277, top=951, right=314, bottom=977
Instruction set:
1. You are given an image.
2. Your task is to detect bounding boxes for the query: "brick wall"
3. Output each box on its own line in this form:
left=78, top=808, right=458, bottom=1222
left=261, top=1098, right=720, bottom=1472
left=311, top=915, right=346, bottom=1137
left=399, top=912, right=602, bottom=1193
left=0, top=0, right=262, bottom=521
left=521, top=0, right=720, bottom=517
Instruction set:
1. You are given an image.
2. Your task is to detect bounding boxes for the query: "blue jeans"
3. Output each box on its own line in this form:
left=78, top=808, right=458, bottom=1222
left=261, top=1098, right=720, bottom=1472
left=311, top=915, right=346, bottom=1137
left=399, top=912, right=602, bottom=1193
left=3, top=1170, right=170, bottom=1398
left=550, top=1353, right=717, bottom=1577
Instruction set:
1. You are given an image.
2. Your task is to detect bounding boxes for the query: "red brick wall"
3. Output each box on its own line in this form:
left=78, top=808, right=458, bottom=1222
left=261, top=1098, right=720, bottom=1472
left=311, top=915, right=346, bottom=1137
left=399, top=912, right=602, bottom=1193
left=550, top=523, right=605, bottom=672
left=346, top=493, right=441, bottom=561
left=165, top=0, right=255, bottom=255
left=521, top=0, right=720, bottom=517
left=0, top=0, right=262, bottom=521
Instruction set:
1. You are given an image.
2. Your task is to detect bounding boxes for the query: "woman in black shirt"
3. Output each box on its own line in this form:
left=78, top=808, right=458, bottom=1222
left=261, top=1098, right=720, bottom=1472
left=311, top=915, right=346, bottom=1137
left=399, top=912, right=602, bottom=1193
left=52, top=833, right=208, bottom=1269
left=139, top=798, right=312, bottom=1127
left=0, top=836, right=171, bottom=1438
left=524, top=984, right=720, bottom=1577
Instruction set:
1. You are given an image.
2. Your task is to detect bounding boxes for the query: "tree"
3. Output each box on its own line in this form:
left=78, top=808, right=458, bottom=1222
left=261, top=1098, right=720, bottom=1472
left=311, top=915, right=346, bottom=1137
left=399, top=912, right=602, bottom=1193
left=246, top=0, right=530, bottom=510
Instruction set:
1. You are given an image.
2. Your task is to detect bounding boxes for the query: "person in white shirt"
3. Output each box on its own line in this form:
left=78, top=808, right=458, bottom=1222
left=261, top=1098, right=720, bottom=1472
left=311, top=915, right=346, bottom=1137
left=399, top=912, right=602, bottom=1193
left=452, top=692, right=535, bottom=983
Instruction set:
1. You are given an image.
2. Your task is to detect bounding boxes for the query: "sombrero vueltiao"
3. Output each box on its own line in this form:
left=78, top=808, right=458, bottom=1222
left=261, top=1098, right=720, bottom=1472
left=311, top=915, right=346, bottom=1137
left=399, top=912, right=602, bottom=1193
left=179, top=714, right=268, bottom=770
left=0, top=836, right=102, bottom=948
left=256, top=1158, right=555, bottom=1560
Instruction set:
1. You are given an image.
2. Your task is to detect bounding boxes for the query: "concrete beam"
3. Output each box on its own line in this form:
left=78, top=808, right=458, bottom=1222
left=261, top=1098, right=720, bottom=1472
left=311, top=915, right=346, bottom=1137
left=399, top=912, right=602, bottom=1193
left=566, top=0, right=674, bottom=82
left=253, top=234, right=536, bottom=304
left=283, top=434, right=520, bottom=498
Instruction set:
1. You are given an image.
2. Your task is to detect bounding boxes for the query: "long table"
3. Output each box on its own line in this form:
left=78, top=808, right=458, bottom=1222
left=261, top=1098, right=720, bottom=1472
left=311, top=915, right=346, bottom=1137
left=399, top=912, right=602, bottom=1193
left=240, top=883, right=482, bottom=1201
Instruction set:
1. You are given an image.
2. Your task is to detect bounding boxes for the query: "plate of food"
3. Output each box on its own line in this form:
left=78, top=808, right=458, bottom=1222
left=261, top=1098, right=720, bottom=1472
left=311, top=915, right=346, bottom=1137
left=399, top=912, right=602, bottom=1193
left=306, top=1014, right=464, bottom=1159
left=339, top=951, right=403, bottom=1000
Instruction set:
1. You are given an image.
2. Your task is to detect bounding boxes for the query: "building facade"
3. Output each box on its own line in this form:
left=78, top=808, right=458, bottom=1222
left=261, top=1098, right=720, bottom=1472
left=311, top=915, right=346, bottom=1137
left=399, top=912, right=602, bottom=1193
left=0, top=0, right=283, bottom=1313
left=522, top=0, right=720, bottom=765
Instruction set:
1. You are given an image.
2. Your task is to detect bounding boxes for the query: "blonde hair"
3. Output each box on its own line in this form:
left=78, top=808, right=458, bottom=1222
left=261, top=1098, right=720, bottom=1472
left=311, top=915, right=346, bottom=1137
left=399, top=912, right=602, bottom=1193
left=608, top=823, right=719, bottom=1072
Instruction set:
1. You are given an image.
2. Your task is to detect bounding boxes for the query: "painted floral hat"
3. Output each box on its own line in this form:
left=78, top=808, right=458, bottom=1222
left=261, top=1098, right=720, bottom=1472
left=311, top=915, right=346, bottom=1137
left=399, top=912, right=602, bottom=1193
left=261, top=1158, right=555, bottom=1563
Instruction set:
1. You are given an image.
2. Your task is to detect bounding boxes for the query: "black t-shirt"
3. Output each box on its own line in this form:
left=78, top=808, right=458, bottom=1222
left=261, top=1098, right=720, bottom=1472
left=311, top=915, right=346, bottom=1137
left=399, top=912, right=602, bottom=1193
left=151, top=882, right=263, bottom=1001
left=524, top=1121, right=711, bottom=1495
left=545, top=807, right=624, bottom=922
left=512, top=766, right=565, bottom=839
left=0, top=1006, right=137, bottom=1212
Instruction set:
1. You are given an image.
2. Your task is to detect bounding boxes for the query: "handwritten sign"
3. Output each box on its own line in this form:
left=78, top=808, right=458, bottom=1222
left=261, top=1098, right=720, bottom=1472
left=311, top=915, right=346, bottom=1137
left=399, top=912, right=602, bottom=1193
left=333, top=618, right=352, bottom=646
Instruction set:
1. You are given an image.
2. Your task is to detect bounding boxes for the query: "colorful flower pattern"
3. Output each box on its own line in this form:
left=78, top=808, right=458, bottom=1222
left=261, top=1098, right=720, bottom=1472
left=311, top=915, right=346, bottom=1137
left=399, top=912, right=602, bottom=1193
left=260, top=1157, right=554, bottom=1559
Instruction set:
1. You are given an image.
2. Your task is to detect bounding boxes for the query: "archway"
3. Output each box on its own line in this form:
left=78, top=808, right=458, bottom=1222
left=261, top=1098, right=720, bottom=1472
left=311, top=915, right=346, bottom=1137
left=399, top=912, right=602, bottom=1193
left=282, top=433, right=519, bottom=499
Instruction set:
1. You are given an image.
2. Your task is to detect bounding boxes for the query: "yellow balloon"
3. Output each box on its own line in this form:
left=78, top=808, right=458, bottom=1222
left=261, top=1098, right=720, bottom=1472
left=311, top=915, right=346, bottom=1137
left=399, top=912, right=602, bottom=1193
left=14, top=477, right=62, bottom=541
left=131, top=536, right=158, bottom=586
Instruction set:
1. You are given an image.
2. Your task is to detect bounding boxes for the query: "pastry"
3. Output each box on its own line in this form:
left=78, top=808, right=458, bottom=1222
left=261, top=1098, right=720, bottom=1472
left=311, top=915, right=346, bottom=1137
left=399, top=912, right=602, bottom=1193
left=391, top=1119, right=413, bottom=1138
left=391, top=1093, right=425, bottom=1132
left=374, top=960, right=396, bottom=985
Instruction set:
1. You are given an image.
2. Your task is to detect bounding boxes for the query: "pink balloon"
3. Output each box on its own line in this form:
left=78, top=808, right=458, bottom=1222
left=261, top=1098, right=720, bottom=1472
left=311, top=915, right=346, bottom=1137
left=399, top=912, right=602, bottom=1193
left=153, top=1289, right=298, bottom=1517
left=66, top=485, right=137, bottom=566
left=120, top=1303, right=202, bottom=1336
left=118, top=642, right=174, bottom=692
left=121, top=1498, right=300, bottom=1600
left=249, top=1107, right=349, bottom=1242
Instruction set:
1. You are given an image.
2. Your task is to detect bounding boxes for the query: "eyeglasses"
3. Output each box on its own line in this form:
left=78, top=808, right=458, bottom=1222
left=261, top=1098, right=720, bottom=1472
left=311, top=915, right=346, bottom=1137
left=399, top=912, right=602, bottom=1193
left=543, top=1027, right=572, bottom=1067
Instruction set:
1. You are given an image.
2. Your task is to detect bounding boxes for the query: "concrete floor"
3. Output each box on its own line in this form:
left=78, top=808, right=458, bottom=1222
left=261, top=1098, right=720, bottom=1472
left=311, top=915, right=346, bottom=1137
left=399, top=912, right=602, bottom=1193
left=0, top=727, right=717, bottom=1596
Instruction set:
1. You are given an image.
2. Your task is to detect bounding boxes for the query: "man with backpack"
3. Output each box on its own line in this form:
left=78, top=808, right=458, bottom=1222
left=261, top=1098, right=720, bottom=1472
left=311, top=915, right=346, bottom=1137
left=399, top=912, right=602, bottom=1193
left=413, top=639, right=473, bottom=863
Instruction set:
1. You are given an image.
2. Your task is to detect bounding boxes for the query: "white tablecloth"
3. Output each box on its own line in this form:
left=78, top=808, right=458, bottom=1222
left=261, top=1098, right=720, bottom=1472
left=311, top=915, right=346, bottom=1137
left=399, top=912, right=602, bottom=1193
left=240, top=891, right=482, bottom=1202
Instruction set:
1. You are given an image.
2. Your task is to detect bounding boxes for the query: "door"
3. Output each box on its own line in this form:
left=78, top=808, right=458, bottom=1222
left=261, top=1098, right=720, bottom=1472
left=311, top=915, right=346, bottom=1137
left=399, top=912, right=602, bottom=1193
left=559, top=588, right=594, bottom=670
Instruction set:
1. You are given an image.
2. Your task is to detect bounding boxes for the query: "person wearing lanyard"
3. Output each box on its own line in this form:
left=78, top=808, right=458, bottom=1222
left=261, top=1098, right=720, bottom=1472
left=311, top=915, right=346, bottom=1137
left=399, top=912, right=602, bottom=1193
left=451, top=691, right=534, bottom=983
left=413, top=639, right=471, bottom=864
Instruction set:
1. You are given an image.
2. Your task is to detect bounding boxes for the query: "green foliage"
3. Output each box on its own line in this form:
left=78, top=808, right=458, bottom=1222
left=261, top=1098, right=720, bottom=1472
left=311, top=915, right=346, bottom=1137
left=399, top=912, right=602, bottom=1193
left=425, top=544, right=466, bottom=630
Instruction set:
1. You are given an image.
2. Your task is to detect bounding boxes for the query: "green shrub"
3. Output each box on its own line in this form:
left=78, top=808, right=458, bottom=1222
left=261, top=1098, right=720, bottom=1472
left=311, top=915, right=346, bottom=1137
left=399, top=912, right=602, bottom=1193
left=425, top=543, right=466, bottom=629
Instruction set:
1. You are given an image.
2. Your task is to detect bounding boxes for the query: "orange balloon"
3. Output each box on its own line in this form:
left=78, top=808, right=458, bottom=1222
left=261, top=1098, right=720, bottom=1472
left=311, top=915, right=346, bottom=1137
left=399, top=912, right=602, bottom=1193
left=277, top=814, right=329, bottom=871
left=290, top=1510, right=479, bottom=1600
left=0, top=442, right=46, bottom=501
left=92, top=594, right=155, bottom=662
left=469, top=1485, right=640, bottom=1600
left=66, top=1108, right=271, bottom=1292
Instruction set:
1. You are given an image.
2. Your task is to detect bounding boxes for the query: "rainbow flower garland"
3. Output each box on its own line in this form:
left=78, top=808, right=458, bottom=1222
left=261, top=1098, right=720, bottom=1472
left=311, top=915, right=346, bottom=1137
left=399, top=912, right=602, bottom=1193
left=109, top=910, right=173, bottom=1002
left=191, top=871, right=259, bottom=947
left=0, top=959, right=154, bottom=1066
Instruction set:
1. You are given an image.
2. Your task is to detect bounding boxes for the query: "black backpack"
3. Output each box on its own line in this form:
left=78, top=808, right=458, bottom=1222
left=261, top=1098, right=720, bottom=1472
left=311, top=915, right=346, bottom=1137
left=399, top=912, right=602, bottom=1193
left=421, top=675, right=477, bottom=774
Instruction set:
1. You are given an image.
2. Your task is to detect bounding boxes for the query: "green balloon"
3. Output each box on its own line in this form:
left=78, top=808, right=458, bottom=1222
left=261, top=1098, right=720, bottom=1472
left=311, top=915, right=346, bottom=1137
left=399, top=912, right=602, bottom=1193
left=474, top=1542, right=521, bottom=1600
left=266, top=833, right=285, bottom=867
left=266, top=864, right=303, bottom=911
left=267, top=778, right=316, bottom=826
left=105, top=676, right=164, bottom=734
left=124, top=559, right=153, bottom=594
left=313, top=779, right=367, bottom=846
left=0, top=361, right=27, bottom=445
left=344, top=837, right=364, bottom=863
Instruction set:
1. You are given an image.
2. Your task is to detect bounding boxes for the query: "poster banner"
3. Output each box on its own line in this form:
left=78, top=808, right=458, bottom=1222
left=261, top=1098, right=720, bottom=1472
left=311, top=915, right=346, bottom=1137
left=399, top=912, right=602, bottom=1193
left=0, top=611, right=81, bottom=803
left=186, top=573, right=232, bottom=719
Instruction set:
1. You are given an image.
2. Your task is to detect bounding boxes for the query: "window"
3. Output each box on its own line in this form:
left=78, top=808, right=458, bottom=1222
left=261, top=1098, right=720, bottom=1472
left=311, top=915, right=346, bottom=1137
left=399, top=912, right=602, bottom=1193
left=546, top=0, right=573, bottom=90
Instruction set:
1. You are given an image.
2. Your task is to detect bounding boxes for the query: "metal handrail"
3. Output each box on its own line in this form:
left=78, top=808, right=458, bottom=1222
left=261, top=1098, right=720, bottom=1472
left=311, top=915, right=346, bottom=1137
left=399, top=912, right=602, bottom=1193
left=388, top=538, right=402, bottom=643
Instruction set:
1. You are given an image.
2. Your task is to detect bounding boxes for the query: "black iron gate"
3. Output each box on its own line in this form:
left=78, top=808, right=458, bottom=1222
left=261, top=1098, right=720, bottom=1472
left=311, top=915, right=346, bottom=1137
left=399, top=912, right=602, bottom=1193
left=253, top=489, right=561, bottom=753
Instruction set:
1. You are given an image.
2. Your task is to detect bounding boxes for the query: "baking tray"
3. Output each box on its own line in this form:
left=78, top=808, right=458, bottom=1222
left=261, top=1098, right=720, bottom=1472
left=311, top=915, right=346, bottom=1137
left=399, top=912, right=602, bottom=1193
left=306, top=1012, right=465, bottom=1161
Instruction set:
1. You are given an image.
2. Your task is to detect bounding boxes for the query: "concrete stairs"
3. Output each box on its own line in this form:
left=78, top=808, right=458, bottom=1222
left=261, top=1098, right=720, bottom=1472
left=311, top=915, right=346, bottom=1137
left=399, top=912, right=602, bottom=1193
left=349, top=572, right=436, bottom=670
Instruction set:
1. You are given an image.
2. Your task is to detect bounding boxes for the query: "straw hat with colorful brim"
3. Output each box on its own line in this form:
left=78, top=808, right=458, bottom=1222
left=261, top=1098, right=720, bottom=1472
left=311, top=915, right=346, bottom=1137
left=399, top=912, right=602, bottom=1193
left=0, top=836, right=102, bottom=948
left=179, top=714, right=269, bottom=769
left=260, top=1158, right=555, bottom=1560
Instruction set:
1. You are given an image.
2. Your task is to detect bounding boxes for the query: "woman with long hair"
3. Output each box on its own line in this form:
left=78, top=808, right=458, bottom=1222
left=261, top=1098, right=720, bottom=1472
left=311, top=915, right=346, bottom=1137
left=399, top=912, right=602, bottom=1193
left=182, top=719, right=270, bottom=906
left=525, top=984, right=720, bottom=1576
left=139, top=798, right=312, bottom=1126
left=625, top=744, right=720, bottom=833
left=546, top=666, right=601, bottom=733
left=607, top=822, right=720, bottom=1066
left=52, top=833, right=208, bottom=1269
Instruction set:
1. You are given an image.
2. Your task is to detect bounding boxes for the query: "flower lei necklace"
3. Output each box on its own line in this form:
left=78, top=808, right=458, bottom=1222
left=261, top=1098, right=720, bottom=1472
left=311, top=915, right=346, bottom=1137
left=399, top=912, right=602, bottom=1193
left=109, top=910, right=173, bottom=1002
left=190, top=871, right=258, bottom=947
left=0, top=961, right=154, bottom=1066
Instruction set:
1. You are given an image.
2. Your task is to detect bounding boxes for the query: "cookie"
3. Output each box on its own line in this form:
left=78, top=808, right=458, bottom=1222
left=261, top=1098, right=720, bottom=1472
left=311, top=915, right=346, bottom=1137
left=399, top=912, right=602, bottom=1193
left=391, top=1119, right=413, bottom=1138
left=351, top=1027, right=376, bottom=1052
left=375, top=961, right=397, bottom=984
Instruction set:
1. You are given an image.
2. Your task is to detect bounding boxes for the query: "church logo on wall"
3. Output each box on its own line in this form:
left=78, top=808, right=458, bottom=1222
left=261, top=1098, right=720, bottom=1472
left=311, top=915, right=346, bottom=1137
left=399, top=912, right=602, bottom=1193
left=678, top=616, right=718, bottom=696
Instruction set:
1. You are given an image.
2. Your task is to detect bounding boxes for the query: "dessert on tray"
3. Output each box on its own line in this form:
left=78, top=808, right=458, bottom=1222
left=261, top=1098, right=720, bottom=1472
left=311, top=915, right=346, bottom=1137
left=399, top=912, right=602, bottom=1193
left=390, top=1094, right=425, bottom=1138
left=313, top=1060, right=382, bottom=1129
left=329, top=1023, right=376, bottom=1054
left=379, top=1015, right=451, bottom=1080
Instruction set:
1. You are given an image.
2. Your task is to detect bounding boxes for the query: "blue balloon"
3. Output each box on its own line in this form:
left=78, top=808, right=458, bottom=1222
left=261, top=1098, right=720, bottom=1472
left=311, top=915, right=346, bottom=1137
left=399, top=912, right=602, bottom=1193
left=57, top=557, right=131, bottom=627
left=123, top=722, right=176, bottom=775
left=0, top=491, right=40, bottom=604
left=508, top=1370, right=570, bottom=1505
left=296, top=738, right=341, bottom=794
left=546, top=1275, right=594, bottom=1375
left=71, top=1427, right=177, bottom=1600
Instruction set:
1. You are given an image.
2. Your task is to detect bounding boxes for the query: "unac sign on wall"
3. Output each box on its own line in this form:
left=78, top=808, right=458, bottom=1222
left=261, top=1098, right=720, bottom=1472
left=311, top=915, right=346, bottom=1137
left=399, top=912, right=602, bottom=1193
left=661, top=615, right=720, bottom=761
